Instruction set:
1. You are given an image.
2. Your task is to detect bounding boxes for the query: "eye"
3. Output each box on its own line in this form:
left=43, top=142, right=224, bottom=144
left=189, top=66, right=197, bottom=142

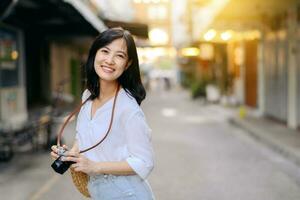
left=100, top=49, right=109, bottom=53
left=117, top=54, right=125, bottom=59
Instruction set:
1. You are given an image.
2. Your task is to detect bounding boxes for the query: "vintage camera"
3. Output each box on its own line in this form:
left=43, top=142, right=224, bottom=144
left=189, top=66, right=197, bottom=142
left=51, top=146, right=75, bottom=174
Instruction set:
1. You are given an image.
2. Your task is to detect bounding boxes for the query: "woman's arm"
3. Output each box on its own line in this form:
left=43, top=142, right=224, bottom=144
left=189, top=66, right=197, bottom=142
left=79, top=161, right=136, bottom=175
left=86, top=161, right=136, bottom=176
left=64, top=153, right=136, bottom=176
left=65, top=140, right=135, bottom=175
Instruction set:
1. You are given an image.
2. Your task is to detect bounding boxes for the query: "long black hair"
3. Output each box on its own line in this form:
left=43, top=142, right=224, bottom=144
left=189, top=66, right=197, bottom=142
left=85, top=27, right=146, bottom=105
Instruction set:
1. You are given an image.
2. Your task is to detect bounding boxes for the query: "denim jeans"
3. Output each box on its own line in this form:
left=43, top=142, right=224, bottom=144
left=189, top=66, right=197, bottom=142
left=88, top=174, right=155, bottom=200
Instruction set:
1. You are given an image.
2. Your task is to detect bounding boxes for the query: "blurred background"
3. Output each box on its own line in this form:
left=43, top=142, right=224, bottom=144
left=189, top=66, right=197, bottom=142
left=1, top=0, right=300, bottom=199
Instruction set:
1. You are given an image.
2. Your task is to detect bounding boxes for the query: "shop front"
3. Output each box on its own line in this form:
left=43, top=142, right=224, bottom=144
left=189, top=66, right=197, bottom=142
left=0, top=25, right=27, bottom=129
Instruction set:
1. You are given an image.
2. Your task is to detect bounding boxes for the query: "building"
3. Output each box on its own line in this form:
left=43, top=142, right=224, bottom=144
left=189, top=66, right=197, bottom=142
left=0, top=0, right=107, bottom=129
left=185, top=0, right=300, bottom=129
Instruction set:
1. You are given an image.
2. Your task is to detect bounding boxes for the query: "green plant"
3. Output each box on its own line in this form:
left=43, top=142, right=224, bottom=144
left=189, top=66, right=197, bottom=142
left=190, top=80, right=206, bottom=99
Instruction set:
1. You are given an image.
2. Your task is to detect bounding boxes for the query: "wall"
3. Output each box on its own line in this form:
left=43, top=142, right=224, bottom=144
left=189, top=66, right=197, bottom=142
left=298, top=29, right=300, bottom=127
left=264, top=31, right=288, bottom=122
left=50, top=43, right=81, bottom=103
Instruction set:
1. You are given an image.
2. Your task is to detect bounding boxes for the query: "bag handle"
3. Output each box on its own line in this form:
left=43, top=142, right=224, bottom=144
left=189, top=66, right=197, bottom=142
left=56, top=84, right=120, bottom=154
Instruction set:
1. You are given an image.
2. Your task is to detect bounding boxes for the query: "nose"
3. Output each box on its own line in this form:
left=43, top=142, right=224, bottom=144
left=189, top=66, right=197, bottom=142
left=105, top=54, right=115, bottom=65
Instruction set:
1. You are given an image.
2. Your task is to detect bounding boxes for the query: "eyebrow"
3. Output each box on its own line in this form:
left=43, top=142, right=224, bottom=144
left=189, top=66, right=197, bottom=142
left=103, top=46, right=127, bottom=56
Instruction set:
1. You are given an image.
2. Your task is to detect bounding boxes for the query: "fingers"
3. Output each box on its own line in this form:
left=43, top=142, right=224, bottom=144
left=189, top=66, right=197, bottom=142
left=69, top=156, right=93, bottom=174
left=62, top=144, right=69, bottom=150
left=73, top=167, right=82, bottom=172
left=70, top=163, right=76, bottom=169
left=62, top=156, right=79, bottom=163
left=50, top=145, right=59, bottom=160
left=64, top=150, right=79, bottom=157
left=70, top=162, right=80, bottom=169
left=51, top=145, right=58, bottom=153
left=51, top=145, right=69, bottom=152
left=50, top=151, right=59, bottom=160
left=70, top=164, right=82, bottom=172
left=50, top=144, right=82, bottom=165
left=70, top=162, right=85, bottom=172
left=50, top=144, right=68, bottom=160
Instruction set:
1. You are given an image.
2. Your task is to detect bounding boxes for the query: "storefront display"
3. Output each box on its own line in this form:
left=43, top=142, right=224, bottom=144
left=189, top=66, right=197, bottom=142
left=0, top=27, right=19, bottom=87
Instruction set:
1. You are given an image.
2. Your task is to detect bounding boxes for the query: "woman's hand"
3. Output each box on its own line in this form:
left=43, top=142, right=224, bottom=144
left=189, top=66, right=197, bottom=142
left=50, top=145, right=69, bottom=160
left=62, top=151, right=98, bottom=175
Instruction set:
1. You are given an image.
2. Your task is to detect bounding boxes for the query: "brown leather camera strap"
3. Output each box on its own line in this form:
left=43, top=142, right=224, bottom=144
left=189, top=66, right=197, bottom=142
left=56, top=84, right=120, bottom=154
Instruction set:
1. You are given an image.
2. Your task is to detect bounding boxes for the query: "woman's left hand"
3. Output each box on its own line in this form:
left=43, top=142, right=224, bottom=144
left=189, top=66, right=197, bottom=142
left=62, top=151, right=97, bottom=175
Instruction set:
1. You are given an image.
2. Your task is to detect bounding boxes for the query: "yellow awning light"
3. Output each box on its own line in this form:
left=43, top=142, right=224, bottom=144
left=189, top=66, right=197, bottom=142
left=221, top=30, right=233, bottom=41
left=180, top=47, right=200, bottom=57
left=244, top=30, right=261, bottom=40
left=204, top=29, right=217, bottom=41
left=201, top=29, right=261, bottom=42
left=168, top=48, right=177, bottom=57
left=137, top=47, right=176, bottom=63
left=149, top=28, right=169, bottom=45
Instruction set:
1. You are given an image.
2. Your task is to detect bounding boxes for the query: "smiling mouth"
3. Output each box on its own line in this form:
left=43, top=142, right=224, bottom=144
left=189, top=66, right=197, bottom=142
left=101, top=65, right=115, bottom=73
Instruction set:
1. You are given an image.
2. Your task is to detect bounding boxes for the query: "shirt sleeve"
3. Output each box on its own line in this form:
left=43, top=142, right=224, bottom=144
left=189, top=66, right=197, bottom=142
left=125, top=111, right=154, bottom=180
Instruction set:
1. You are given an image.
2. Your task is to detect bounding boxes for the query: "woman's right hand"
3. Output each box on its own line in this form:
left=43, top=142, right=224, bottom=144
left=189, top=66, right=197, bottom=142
left=50, top=145, right=68, bottom=160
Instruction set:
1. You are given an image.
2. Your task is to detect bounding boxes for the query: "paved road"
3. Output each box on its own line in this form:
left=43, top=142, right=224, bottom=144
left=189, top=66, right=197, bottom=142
left=1, top=88, right=300, bottom=200
left=145, top=89, right=300, bottom=200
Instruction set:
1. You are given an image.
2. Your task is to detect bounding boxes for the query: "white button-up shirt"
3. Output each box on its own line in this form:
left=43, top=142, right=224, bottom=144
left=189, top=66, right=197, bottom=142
left=76, top=88, right=154, bottom=180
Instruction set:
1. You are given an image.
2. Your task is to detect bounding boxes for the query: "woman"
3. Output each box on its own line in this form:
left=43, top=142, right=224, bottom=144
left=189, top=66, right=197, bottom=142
left=51, top=27, right=155, bottom=200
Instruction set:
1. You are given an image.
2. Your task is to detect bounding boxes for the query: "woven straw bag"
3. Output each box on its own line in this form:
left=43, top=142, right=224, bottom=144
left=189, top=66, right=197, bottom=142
left=54, top=86, right=120, bottom=198
left=70, top=168, right=90, bottom=198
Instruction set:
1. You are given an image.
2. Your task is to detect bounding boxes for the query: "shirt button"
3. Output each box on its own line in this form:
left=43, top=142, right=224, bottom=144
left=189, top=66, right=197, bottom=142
left=127, top=192, right=134, bottom=196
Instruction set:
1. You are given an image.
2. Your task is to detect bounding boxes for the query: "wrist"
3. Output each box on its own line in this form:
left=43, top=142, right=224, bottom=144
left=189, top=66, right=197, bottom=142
left=92, top=162, right=103, bottom=175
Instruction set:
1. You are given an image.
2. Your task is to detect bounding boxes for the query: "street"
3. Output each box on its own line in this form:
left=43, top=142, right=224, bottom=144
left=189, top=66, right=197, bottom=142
left=1, top=88, right=300, bottom=200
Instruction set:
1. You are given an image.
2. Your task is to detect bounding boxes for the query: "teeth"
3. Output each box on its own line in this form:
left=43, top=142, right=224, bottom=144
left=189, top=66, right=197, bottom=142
left=102, top=66, right=114, bottom=72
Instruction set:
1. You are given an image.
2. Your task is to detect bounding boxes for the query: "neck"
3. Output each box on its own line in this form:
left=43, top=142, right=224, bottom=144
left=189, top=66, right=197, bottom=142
left=98, top=80, right=119, bottom=99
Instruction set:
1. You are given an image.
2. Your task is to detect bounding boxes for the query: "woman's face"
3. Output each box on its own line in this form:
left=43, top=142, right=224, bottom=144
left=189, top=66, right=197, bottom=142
left=94, top=38, right=130, bottom=83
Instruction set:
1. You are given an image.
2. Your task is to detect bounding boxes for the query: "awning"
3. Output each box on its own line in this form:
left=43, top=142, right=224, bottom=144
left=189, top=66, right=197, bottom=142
left=1, top=0, right=149, bottom=38
left=1, top=0, right=106, bottom=36
left=63, top=0, right=107, bottom=33
left=104, top=20, right=148, bottom=39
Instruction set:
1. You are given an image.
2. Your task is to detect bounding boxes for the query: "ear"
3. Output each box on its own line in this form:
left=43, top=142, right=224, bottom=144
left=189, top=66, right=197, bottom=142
left=125, top=60, right=132, bottom=70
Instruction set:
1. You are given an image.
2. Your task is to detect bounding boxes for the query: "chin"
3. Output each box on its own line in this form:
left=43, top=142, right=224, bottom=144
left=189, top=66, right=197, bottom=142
left=99, top=76, right=113, bottom=81
left=99, top=72, right=123, bottom=82
left=99, top=75, right=118, bottom=82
